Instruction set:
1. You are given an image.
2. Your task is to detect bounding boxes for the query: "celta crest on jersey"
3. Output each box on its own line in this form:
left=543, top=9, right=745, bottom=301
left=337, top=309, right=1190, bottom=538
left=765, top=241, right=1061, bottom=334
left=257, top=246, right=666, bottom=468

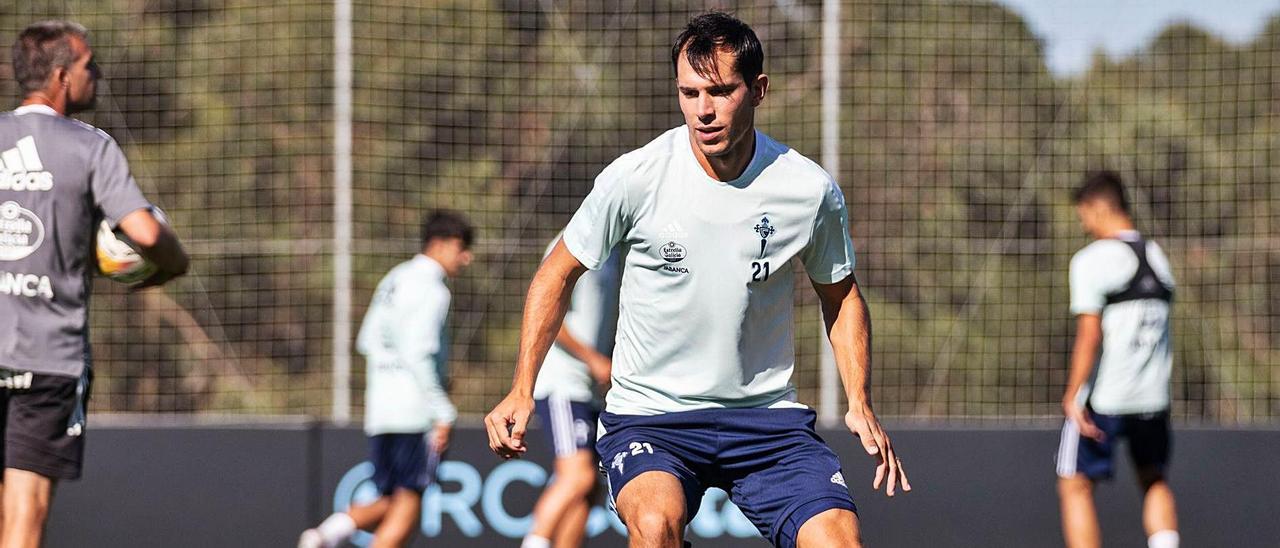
left=0, top=201, right=45, bottom=261
left=753, top=216, right=775, bottom=258
left=0, top=136, right=53, bottom=192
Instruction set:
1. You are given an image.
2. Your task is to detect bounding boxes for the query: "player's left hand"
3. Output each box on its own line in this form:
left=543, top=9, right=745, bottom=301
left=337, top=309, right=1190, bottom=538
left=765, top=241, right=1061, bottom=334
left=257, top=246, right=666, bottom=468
left=846, top=404, right=911, bottom=497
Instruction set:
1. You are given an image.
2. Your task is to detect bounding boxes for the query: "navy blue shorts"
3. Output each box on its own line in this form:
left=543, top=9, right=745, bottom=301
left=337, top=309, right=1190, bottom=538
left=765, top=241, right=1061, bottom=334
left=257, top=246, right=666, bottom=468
left=368, top=433, right=441, bottom=495
left=534, top=396, right=599, bottom=458
left=1055, top=410, right=1171, bottom=481
left=597, top=408, right=856, bottom=548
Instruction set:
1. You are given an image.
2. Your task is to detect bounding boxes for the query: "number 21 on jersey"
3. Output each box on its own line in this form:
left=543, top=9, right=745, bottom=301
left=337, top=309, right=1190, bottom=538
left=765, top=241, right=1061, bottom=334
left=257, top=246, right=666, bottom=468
left=751, top=261, right=771, bottom=282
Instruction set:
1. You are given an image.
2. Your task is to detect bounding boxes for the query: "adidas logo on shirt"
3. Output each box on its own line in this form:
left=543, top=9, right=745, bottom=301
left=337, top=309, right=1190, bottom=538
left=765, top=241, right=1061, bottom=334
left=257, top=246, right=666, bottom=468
left=657, top=221, right=687, bottom=239
left=0, top=136, right=53, bottom=192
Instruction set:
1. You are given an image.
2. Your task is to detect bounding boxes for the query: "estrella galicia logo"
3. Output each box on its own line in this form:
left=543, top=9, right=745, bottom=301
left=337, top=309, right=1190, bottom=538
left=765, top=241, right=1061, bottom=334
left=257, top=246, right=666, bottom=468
left=0, top=201, right=45, bottom=261
left=660, top=241, right=687, bottom=263
left=753, top=216, right=775, bottom=258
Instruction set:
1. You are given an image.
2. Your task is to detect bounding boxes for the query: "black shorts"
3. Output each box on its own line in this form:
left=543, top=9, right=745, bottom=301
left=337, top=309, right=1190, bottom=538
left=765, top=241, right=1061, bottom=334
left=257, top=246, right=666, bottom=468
left=0, top=368, right=91, bottom=480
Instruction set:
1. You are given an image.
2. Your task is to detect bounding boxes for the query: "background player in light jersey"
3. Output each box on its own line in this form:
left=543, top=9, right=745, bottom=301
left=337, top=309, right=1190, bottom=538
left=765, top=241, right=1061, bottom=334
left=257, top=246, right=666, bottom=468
left=487, top=12, right=909, bottom=548
left=522, top=234, right=620, bottom=548
left=300, top=212, right=472, bottom=548
left=1057, top=171, right=1179, bottom=548
left=0, top=21, right=189, bottom=548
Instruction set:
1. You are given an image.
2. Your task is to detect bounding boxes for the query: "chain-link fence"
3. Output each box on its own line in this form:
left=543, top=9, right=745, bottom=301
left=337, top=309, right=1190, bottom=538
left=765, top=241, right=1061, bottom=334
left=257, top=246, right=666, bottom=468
left=1, top=0, right=1275, bottom=423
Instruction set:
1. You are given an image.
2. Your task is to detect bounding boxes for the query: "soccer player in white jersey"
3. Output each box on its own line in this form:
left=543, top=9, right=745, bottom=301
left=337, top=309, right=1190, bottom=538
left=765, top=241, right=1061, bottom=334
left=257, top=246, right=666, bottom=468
left=1057, top=171, right=1179, bottom=548
left=487, top=12, right=909, bottom=548
left=523, top=234, right=620, bottom=548
left=0, top=21, right=189, bottom=548
left=300, top=212, right=473, bottom=548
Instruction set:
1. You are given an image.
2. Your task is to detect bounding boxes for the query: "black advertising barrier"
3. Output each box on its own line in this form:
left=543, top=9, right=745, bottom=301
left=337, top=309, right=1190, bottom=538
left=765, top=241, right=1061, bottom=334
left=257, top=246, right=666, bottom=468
left=43, top=421, right=1280, bottom=547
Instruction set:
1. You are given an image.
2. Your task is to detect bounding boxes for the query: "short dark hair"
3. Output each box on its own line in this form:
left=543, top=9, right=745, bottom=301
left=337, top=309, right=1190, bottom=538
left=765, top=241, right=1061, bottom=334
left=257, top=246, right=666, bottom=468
left=420, top=210, right=474, bottom=249
left=11, top=20, right=88, bottom=96
left=671, top=12, right=764, bottom=85
left=1072, top=171, right=1130, bottom=213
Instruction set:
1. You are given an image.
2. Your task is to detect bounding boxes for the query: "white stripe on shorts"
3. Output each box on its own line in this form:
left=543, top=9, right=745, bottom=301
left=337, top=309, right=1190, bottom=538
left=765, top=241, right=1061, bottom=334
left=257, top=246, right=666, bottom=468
left=1056, top=419, right=1080, bottom=478
left=549, top=394, right=576, bottom=458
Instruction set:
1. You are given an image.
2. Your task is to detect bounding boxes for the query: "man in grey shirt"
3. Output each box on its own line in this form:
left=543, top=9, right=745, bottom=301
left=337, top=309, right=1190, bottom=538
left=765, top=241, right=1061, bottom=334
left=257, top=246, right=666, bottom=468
left=0, top=21, right=188, bottom=547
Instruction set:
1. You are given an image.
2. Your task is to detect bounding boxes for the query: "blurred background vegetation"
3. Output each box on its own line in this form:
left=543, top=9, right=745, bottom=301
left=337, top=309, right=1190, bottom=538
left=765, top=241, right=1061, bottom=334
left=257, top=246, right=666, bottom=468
left=0, top=0, right=1274, bottom=422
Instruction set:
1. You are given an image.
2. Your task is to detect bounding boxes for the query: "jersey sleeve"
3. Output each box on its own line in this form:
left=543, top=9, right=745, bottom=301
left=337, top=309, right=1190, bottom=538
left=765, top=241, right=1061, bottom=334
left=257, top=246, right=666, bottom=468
left=802, top=178, right=857, bottom=284
left=1069, top=249, right=1107, bottom=315
left=562, top=157, right=633, bottom=270
left=90, top=138, right=150, bottom=227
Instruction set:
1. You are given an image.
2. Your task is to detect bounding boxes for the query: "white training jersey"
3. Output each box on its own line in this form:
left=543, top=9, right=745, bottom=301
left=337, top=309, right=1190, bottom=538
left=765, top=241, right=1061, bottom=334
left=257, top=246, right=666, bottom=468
left=357, top=254, right=457, bottom=435
left=1069, top=231, right=1175, bottom=415
left=562, top=126, right=856, bottom=416
left=533, top=233, right=621, bottom=403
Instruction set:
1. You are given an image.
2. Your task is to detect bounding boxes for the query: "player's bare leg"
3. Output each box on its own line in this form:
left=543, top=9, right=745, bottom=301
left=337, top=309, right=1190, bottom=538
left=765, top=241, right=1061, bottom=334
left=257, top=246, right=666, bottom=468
left=369, top=488, right=422, bottom=548
left=615, top=471, right=686, bottom=548
left=0, top=469, right=54, bottom=548
left=529, top=450, right=597, bottom=547
left=1058, top=475, right=1101, bottom=548
left=553, top=495, right=590, bottom=548
left=796, top=508, right=861, bottom=548
left=1137, top=468, right=1178, bottom=547
left=347, top=497, right=392, bottom=531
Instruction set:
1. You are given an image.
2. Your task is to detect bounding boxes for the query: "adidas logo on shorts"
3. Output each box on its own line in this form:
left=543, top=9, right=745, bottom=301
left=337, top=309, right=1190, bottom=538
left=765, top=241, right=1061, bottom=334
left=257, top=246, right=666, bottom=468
left=0, top=136, right=53, bottom=192
left=830, top=471, right=847, bottom=488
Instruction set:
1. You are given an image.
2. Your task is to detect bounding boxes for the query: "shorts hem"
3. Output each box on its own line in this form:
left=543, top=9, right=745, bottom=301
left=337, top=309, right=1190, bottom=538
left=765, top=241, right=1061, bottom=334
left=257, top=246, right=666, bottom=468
left=607, top=463, right=696, bottom=522
left=4, top=450, right=82, bottom=481
left=775, top=495, right=858, bottom=548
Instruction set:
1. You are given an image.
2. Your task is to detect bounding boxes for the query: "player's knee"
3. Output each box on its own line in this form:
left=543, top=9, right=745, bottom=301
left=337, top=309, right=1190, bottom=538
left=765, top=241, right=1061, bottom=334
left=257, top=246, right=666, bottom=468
left=624, top=505, right=683, bottom=542
left=561, top=465, right=597, bottom=497
left=4, top=497, right=49, bottom=525
left=624, top=499, right=686, bottom=540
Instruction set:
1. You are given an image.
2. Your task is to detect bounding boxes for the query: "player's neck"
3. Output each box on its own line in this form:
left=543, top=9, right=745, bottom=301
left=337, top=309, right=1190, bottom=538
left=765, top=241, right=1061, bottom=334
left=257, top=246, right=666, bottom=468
left=20, top=92, right=67, bottom=116
left=1094, top=217, right=1136, bottom=240
left=692, top=130, right=756, bottom=182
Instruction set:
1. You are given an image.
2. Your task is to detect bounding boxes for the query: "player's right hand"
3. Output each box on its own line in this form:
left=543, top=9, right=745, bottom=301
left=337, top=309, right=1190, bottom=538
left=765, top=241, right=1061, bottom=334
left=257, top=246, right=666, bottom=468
left=1063, top=399, right=1104, bottom=442
left=485, top=392, right=533, bottom=459
left=587, top=355, right=612, bottom=387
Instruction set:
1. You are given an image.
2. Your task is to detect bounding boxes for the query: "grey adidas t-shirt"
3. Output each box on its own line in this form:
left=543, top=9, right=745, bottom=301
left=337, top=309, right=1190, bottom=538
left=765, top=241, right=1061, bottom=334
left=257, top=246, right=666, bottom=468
left=0, top=105, right=150, bottom=377
left=562, top=127, right=856, bottom=415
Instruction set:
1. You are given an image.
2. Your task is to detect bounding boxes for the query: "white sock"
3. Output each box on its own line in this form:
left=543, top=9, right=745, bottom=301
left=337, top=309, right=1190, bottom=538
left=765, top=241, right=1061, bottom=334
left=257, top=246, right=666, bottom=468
left=316, top=513, right=357, bottom=547
left=521, top=535, right=551, bottom=548
left=1148, top=530, right=1179, bottom=548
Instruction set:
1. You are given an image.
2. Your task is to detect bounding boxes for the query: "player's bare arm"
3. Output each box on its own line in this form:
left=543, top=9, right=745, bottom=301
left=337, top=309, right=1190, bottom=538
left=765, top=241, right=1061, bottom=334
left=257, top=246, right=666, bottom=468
left=554, top=324, right=612, bottom=385
left=1063, top=313, right=1104, bottom=441
left=813, top=274, right=912, bottom=497
left=118, top=207, right=189, bottom=289
left=485, top=239, right=588, bottom=458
